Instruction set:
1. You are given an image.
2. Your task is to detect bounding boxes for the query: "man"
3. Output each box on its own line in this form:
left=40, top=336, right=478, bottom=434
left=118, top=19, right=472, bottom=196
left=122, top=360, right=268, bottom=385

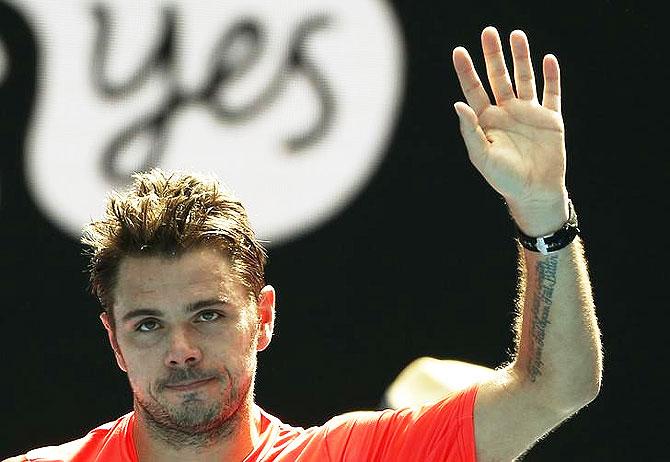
left=5, top=26, right=601, bottom=461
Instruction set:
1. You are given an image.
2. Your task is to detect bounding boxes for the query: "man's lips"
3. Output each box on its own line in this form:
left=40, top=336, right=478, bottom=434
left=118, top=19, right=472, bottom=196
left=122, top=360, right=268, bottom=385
left=164, top=377, right=215, bottom=391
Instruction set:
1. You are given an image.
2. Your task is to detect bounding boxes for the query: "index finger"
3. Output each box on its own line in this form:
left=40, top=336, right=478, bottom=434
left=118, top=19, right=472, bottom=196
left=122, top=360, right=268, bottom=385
left=452, top=46, right=491, bottom=116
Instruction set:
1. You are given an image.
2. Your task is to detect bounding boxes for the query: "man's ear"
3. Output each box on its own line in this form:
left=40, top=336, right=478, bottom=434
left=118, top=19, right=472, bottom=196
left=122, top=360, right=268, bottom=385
left=100, top=312, right=128, bottom=372
left=256, top=285, right=276, bottom=352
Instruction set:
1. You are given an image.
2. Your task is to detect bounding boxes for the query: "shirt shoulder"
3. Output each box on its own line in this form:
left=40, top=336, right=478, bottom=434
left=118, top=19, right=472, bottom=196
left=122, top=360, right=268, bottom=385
left=251, top=387, right=478, bottom=462
left=320, top=385, right=479, bottom=462
left=21, top=413, right=136, bottom=462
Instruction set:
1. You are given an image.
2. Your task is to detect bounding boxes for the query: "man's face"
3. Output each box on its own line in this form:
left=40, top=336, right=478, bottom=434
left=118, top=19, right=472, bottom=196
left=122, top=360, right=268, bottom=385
left=101, top=247, right=274, bottom=437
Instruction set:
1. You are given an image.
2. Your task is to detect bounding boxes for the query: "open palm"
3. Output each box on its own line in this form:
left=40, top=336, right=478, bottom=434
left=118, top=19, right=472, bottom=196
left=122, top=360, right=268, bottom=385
left=453, top=27, right=568, bottom=235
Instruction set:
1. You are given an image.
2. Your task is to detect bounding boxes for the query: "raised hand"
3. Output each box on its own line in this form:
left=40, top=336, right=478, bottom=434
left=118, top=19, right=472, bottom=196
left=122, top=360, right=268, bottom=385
left=453, top=27, right=569, bottom=237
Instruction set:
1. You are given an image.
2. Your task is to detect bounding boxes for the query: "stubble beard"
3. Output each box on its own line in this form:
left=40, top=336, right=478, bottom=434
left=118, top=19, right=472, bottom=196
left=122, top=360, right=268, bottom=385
left=134, top=368, right=255, bottom=449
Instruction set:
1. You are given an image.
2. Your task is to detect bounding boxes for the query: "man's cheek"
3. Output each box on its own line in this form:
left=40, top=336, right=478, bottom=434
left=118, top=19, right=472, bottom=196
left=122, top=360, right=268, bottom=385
left=127, top=363, right=155, bottom=393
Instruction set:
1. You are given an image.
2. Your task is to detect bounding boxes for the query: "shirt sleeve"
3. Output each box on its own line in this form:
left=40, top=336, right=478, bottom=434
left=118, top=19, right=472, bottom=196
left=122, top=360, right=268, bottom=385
left=321, top=385, right=479, bottom=462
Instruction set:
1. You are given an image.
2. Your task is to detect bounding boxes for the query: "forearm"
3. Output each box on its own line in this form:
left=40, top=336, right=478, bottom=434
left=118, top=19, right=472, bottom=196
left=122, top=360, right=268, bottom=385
left=510, top=237, right=602, bottom=411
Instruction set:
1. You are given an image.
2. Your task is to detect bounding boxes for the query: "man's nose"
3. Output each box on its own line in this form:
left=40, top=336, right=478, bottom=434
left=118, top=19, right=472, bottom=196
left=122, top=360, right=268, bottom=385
left=164, top=326, right=202, bottom=367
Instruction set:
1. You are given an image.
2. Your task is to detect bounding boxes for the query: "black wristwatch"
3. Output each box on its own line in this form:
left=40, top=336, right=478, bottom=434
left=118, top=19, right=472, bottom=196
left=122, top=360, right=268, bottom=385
left=517, top=200, right=580, bottom=255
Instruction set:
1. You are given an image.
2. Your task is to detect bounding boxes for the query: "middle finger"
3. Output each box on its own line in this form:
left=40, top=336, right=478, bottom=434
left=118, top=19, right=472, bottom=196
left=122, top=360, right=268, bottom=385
left=481, top=26, right=515, bottom=104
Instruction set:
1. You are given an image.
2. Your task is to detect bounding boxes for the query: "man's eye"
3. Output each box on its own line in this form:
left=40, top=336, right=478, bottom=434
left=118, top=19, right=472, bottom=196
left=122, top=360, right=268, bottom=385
left=197, top=311, right=221, bottom=322
left=136, top=319, right=160, bottom=332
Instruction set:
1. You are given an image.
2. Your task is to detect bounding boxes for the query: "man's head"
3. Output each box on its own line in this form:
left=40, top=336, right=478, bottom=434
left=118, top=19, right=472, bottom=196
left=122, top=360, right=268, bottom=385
left=82, top=169, right=275, bottom=445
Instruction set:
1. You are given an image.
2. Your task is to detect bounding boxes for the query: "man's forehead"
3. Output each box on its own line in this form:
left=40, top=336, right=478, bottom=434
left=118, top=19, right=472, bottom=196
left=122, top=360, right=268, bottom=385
left=113, top=247, right=247, bottom=307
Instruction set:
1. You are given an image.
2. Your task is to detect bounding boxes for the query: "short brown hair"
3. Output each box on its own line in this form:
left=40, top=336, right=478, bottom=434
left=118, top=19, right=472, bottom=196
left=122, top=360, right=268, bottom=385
left=82, top=169, right=267, bottom=319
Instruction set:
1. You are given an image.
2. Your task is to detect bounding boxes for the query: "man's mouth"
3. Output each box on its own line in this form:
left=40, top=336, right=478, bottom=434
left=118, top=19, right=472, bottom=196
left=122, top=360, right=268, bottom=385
left=164, top=377, right=215, bottom=391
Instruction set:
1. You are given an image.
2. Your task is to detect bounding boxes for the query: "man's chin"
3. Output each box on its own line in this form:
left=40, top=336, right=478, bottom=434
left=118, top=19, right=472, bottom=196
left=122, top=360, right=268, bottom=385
left=136, top=392, right=247, bottom=435
left=133, top=375, right=253, bottom=444
left=153, top=394, right=227, bottom=427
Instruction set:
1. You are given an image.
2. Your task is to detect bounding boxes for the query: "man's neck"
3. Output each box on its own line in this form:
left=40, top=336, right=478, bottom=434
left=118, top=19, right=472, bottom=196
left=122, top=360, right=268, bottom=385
left=133, top=401, right=262, bottom=462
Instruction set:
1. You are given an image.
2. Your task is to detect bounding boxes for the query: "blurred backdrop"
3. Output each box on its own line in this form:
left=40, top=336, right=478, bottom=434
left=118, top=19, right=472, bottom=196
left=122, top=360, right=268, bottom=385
left=0, top=1, right=664, bottom=460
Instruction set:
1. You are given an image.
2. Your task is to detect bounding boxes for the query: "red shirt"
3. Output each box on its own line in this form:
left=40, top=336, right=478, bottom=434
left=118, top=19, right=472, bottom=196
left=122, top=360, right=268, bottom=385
left=19, top=386, right=477, bottom=462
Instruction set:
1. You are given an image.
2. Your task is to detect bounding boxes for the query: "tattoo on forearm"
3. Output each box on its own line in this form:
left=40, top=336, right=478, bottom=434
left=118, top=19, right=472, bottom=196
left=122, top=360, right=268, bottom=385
left=528, top=254, right=559, bottom=382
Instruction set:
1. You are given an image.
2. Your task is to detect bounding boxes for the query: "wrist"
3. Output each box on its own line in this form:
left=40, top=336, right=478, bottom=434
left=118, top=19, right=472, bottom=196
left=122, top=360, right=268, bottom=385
left=516, top=199, right=579, bottom=255
left=507, top=191, right=570, bottom=237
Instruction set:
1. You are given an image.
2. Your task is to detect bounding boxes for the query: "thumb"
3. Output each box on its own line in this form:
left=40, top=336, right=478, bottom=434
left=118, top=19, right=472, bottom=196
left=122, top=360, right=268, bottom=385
left=454, top=102, right=489, bottom=165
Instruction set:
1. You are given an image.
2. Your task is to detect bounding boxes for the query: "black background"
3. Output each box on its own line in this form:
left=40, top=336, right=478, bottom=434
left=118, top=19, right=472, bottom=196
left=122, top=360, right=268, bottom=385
left=1, top=1, right=665, bottom=460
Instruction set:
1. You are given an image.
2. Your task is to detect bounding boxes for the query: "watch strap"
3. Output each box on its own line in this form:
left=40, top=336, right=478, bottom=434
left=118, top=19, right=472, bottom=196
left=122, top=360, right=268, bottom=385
left=517, top=200, right=580, bottom=255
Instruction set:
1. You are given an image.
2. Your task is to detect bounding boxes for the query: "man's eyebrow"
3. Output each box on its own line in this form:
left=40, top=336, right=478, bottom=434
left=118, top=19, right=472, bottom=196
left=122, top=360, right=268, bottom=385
left=185, top=298, right=230, bottom=312
left=121, top=309, right=162, bottom=323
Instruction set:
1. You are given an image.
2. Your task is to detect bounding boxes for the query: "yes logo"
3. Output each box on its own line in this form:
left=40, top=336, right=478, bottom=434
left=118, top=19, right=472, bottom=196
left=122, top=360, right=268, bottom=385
left=14, top=0, right=404, bottom=245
